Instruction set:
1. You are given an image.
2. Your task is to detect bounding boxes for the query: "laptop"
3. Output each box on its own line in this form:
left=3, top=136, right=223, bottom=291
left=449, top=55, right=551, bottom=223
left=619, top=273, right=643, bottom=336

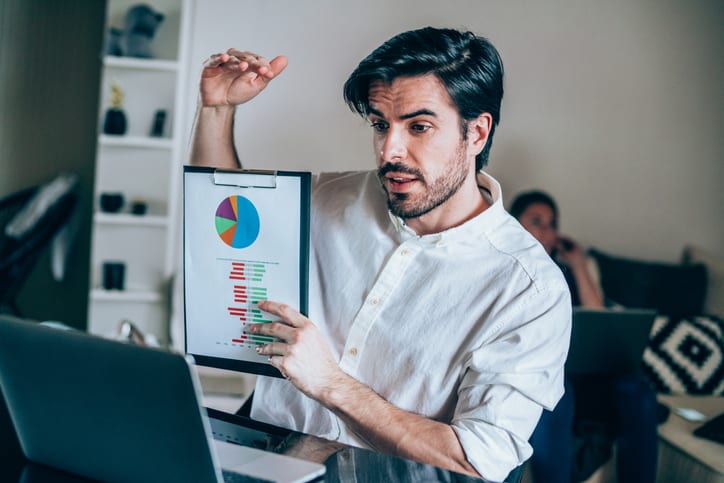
left=0, top=319, right=325, bottom=483
left=565, top=308, right=657, bottom=376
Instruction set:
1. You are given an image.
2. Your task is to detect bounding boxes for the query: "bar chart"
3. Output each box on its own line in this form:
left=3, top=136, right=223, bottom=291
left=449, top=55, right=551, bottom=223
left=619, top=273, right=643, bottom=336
left=225, top=260, right=276, bottom=348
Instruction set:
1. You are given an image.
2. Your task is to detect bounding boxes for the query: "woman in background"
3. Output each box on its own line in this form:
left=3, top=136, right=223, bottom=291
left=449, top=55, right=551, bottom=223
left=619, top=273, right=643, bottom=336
left=510, top=190, right=658, bottom=483
left=510, top=191, right=603, bottom=309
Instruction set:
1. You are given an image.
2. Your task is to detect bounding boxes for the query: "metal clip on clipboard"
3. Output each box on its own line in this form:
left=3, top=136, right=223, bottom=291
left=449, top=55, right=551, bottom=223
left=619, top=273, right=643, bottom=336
left=213, top=169, right=277, bottom=189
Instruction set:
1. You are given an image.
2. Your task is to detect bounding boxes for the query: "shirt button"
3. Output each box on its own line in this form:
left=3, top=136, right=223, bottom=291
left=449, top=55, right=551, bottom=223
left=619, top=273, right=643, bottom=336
left=401, top=248, right=409, bottom=256
left=349, top=347, right=358, bottom=356
left=370, top=298, right=379, bottom=305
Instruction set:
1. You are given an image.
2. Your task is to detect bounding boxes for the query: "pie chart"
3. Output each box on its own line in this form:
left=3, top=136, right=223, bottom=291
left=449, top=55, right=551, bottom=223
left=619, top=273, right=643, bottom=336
left=215, top=195, right=260, bottom=248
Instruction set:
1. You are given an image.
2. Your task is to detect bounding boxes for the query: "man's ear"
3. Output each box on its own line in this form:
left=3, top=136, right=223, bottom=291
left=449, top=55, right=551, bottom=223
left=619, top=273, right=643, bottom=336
left=467, top=113, right=493, bottom=157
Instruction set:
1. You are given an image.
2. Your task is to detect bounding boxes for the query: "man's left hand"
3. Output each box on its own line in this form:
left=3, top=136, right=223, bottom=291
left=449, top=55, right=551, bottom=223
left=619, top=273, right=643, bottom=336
left=251, top=300, right=343, bottom=400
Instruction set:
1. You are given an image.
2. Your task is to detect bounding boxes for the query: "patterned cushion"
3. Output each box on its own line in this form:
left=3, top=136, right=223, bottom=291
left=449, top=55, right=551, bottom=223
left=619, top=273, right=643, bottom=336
left=643, top=315, right=724, bottom=395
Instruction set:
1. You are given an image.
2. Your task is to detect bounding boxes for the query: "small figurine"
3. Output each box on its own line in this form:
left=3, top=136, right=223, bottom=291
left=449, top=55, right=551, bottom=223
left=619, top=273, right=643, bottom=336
left=105, top=4, right=165, bottom=58
left=110, top=82, right=124, bottom=109
left=103, top=82, right=127, bottom=135
left=123, top=4, right=165, bottom=58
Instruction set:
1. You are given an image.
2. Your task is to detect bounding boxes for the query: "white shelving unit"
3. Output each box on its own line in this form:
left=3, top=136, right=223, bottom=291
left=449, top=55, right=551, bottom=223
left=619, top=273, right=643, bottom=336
left=98, top=134, right=175, bottom=149
left=103, top=56, right=179, bottom=71
left=87, top=0, right=191, bottom=344
left=94, top=212, right=170, bottom=227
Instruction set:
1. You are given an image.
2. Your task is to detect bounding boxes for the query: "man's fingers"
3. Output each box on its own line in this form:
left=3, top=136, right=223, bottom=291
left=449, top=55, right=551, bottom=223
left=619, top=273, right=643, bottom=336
left=226, top=48, right=254, bottom=59
left=222, top=49, right=286, bottom=80
left=250, top=320, right=296, bottom=341
left=257, top=301, right=305, bottom=328
left=203, top=52, right=234, bottom=69
left=226, top=49, right=265, bottom=66
left=202, top=53, right=225, bottom=68
left=268, top=55, right=289, bottom=78
left=266, top=355, right=291, bottom=379
left=256, top=341, right=288, bottom=356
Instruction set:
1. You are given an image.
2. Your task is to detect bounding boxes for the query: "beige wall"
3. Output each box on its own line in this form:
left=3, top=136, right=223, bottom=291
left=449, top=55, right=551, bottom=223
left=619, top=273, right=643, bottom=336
left=183, top=0, right=723, bottom=262
left=0, top=0, right=105, bottom=327
left=3, top=1, right=718, bottom=326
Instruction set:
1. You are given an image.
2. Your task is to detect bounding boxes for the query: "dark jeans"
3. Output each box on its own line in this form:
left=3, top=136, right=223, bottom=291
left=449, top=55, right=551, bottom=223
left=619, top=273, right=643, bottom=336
left=529, top=374, right=658, bottom=483
left=529, top=378, right=575, bottom=483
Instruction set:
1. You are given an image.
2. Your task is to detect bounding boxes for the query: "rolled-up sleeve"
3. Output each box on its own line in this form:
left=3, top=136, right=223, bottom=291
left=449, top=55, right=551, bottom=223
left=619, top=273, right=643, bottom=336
left=452, top=287, right=572, bottom=481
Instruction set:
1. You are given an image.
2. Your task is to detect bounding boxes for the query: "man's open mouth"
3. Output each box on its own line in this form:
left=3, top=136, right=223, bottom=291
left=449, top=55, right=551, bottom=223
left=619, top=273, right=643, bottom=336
left=386, top=174, right=419, bottom=191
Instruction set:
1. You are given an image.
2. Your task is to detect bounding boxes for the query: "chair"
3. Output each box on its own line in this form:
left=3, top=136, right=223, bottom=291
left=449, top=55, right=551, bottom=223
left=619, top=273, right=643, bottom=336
left=0, top=177, right=78, bottom=316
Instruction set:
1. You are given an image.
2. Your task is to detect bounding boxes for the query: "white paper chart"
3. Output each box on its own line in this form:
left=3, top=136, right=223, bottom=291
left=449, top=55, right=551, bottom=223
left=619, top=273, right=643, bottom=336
left=184, top=167, right=310, bottom=377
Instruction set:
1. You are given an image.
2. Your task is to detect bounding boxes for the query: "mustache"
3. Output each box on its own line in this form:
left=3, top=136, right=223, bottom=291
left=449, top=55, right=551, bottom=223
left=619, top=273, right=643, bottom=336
left=377, top=162, right=424, bottom=180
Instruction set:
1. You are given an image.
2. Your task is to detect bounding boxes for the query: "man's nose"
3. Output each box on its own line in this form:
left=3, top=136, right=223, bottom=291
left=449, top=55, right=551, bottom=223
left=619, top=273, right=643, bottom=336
left=379, top=128, right=407, bottom=163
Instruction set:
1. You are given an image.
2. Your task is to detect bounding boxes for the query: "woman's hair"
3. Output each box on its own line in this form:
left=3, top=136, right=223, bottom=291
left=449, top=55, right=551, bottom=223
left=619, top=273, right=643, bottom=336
left=509, top=190, right=558, bottom=220
left=343, top=26, right=504, bottom=171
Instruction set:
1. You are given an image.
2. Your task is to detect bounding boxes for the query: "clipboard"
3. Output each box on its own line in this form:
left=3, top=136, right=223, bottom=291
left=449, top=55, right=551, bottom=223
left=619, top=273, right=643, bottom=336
left=183, top=166, right=311, bottom=378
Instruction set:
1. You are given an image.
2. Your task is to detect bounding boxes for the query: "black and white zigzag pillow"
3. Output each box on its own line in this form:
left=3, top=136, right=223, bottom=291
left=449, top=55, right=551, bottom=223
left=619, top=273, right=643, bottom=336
left=643, top=315, right=724, bottom=395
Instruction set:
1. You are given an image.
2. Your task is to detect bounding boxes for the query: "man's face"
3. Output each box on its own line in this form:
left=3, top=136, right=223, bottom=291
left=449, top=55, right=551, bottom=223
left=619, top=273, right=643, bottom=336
left=368, top=75, right=474, bottom=220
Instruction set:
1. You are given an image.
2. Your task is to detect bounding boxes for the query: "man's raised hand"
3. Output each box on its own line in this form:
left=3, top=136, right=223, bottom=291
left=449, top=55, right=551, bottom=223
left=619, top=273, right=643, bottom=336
left=200, top=49, right=288, bottom=107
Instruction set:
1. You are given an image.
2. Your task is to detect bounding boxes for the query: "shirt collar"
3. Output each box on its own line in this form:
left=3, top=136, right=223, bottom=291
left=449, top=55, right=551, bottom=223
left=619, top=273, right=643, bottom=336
left=388, top=171, right=508, bottom=244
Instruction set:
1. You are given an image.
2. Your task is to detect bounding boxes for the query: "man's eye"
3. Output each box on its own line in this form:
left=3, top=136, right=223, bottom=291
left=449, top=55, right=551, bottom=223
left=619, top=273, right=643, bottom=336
left=411, top=124, right=431, bottom=133
left=371, top=122, right=388, bottom=132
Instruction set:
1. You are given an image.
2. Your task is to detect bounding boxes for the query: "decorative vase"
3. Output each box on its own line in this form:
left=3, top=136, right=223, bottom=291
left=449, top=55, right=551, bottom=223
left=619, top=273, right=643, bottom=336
left=103, top=108, right=127, bottom=135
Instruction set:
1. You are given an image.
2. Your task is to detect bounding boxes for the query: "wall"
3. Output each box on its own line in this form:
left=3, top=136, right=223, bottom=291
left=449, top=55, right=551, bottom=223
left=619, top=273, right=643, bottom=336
left=182, top=0, right=723, bottom=262
left=0, top=0, right=105, bottom=328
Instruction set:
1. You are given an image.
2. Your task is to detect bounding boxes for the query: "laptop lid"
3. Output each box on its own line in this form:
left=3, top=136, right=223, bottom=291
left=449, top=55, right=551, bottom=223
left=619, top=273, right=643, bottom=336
left=0, top=319, right=324, bottom=483
left=565, top=308, right=657, bottom=376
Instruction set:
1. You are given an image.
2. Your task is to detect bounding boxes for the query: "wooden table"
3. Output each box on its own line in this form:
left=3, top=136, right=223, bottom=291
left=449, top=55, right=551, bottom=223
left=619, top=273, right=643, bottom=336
left=657, top=395, right=724, bottom=483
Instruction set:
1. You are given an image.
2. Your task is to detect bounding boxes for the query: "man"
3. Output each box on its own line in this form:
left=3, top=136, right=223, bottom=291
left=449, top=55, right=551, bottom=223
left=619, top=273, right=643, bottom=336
left=190, top=27, right=571, bottom=481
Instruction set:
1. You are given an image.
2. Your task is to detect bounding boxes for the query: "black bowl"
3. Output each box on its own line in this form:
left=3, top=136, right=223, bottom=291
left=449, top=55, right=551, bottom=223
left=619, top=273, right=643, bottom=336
left=99, top=193, right=124, bottom=213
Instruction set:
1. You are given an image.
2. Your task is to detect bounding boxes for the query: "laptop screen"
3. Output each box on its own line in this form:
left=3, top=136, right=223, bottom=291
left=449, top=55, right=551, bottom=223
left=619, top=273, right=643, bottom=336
left=565, top=308, right=657, bottom=376
left=0, top=319, right=324, bottom=483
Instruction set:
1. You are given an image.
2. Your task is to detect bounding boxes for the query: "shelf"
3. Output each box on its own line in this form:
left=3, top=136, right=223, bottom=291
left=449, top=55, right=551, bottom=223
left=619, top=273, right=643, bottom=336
left=103, top=56, right=178, bottom=71
left=99, top=135, right=173, bottom=149
left=90, top=288, right=163, bottom=303
left=94, top=213, right=169, bottom=227
left=88, top=0, right=189, bottom=345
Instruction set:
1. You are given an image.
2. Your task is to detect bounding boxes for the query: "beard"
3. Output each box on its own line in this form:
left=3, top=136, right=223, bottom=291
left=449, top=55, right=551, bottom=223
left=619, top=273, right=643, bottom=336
left=377, top=143, right=470, bottom=219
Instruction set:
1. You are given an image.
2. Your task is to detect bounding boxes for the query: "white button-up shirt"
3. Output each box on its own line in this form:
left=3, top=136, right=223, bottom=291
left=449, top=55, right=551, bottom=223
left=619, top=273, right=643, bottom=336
left=251, top=171, right=571, bottom=481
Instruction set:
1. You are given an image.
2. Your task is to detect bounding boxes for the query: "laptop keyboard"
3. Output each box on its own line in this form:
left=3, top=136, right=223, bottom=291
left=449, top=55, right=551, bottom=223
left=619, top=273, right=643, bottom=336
left=222, top=469, right=273, bottom=483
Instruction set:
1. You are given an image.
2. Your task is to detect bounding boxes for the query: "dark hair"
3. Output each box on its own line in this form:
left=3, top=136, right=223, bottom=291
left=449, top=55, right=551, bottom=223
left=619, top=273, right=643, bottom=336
left=343, top=27, right=504, bottom=171
left=509, top=190, right=558, bottom=220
